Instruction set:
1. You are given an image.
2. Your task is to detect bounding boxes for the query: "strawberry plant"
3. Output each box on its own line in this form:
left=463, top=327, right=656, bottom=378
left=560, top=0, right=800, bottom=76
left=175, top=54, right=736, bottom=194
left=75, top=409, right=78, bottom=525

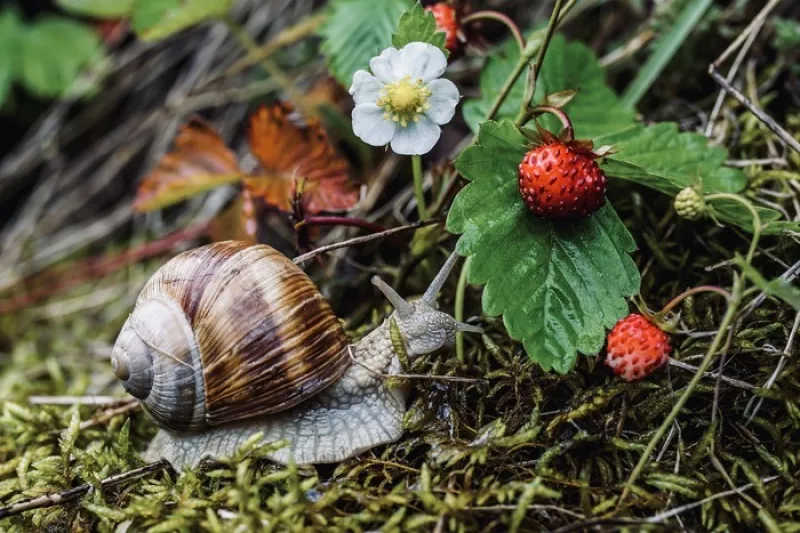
left=2, top=0, right=800, bottom=530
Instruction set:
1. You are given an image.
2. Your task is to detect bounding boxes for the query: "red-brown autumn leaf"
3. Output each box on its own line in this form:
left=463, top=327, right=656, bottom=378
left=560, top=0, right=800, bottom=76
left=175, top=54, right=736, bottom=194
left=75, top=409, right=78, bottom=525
left=134, top=119, right=243, bottom=212
left=208, top=192, right=258, bottom=243
left=245, top=103, right=359, bottom=214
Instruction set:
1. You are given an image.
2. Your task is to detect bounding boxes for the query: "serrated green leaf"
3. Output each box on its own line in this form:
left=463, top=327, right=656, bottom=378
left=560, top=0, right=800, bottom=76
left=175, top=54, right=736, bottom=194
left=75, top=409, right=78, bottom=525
left=17, top=17, right=103, bottom=99
left=447, top=120, right=640, bottom=372
left=132, top=0, right=234, bottom=41
left=56, top=0, right=133, bottom=18
left=735, top=256, right=800, bottom=311
left=392, top=2, right=448, bottom=54
left=596, top=122, right=746, bottom=195
left=0, top=10, right=21, bottom=108
left=319, top=0, right=413, bottom=87
left=463, top=35, right=636, bottom=138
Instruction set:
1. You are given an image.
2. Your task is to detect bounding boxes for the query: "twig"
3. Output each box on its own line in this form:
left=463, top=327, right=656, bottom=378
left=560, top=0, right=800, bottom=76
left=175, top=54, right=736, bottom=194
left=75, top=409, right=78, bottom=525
left=77, top=400, right=141, bottom=432
left=646, top=475, right=780, bottom=523
left=599, top=29, right=655, bottom=68
left=667, top=359, right=754, bottom=390
left=703, top=2, right=768, bottom=137
left=0, top=459, right=169, bottom=520
left=744, top=311, right=800, bottom=422
left=711, top=0, right=784, bottom=68
left=551, top=517, right=667, bottom=533
left=292, top=218, right=444, bottom=265
left=295, top=216, right=385, bottom=234
left=708, top=66, right=800, bottom=154
left=28, top=396, right=123, bottom=406
left=0, top=460, right=169, bottom=519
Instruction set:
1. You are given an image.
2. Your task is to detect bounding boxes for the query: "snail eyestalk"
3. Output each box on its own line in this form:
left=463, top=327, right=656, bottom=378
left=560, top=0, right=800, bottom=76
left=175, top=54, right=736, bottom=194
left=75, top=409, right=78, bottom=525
left=422, top=251, right=461, bottom=306
left=372, top=276, right=414, bottom=318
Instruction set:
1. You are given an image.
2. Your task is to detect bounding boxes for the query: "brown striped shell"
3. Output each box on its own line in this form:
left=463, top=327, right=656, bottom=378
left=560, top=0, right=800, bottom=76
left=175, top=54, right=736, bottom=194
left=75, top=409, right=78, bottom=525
left=110, top=241, right=350, bottom=433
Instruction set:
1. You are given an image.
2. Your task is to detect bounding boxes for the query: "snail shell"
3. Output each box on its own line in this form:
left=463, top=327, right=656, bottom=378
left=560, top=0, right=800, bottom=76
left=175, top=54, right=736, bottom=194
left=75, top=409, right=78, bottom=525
left=110, top=241, right=350, bottom=433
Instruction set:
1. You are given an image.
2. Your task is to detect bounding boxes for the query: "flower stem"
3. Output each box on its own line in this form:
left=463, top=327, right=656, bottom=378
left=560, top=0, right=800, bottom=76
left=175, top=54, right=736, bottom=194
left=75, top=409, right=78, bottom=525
left=455, top=256, right=471, bottom=364
left=704, top=193, right=762, bottom=264
left=462, top=10, right=525, bottom=53
left=412, top=155, right=427, bottom=220
left=616, top=274, right=744, bottom=511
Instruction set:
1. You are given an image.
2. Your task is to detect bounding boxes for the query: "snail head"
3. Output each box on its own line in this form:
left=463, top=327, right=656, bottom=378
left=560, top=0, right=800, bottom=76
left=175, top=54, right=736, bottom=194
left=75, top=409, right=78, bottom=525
left=372, top=251, right=482, bottom=356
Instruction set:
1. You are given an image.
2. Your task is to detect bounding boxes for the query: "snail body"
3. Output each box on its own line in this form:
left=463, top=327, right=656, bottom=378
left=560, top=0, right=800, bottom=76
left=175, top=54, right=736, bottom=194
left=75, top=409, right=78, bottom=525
left=111, top=241, right=480, bottom=470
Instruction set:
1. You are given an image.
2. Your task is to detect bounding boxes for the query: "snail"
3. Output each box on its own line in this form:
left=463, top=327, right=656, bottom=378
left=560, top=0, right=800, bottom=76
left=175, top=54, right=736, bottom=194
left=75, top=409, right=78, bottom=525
left=110, top=240, right=481, bottom=470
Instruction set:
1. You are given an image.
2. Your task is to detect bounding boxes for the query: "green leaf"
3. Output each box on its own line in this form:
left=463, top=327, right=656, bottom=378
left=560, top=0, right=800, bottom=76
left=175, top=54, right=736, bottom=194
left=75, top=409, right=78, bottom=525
left=392, top=2, right=448, bottom=54
left=0, top=10, right=21, bottom=108
left=447, top=120, right=640, bottom=372
left=132, top=0, right=234, bottom=41
left=463, top=35, right=636, bottom=138
left=17, top=17, right=104, bottom=99
left=620, top=0, right=713, bottom=108
left=773, top=17, right=800, bottom=52
left=596, top=122, right=747, bottom=195
left=56, top=0, right=133, bottom=18
left=735, top=256, right=800, bottom=311
left=320, top=0, right=412, bottom=86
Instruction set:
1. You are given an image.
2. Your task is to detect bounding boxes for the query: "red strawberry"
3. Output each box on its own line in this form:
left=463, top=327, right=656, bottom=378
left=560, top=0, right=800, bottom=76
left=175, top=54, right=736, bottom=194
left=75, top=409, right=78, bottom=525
left=426, top=3, right=462, bottom=56
left=518, top=129, right=607, bottom=220
left=605, top=314, right=671, bottom=381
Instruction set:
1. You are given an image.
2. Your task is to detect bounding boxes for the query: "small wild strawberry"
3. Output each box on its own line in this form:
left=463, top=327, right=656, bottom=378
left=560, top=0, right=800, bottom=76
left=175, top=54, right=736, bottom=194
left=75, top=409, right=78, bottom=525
left=605, top=314, right=671, bottom=381
left=426, top=3, right=462, bottom=56
left=518, top=127, right=607, bottom=219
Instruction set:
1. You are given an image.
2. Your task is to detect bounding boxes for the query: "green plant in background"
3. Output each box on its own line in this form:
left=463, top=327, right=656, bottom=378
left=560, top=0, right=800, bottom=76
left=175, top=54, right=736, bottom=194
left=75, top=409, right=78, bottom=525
left=0, top=7, right=106, bottom=109
left=2, top=0, right=800, bottom=529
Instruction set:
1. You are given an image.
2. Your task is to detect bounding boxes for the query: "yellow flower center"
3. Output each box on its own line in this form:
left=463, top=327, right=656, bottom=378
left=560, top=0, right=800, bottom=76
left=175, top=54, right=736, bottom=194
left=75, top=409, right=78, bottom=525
left=376, top=76, right=432, bottom=127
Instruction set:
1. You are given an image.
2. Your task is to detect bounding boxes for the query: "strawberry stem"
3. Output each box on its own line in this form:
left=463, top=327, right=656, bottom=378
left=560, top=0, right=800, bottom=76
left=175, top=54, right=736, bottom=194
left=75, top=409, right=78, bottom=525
left=461, top=11, right=525, bottom=52
left=525, top=105, right=575, bottom=142
left=655, top=285, right=732, bottom=319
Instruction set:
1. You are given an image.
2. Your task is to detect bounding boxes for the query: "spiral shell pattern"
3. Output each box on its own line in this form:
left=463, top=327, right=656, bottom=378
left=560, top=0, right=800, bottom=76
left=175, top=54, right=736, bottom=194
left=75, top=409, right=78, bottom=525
left=111, top=241, right=350, bottom=432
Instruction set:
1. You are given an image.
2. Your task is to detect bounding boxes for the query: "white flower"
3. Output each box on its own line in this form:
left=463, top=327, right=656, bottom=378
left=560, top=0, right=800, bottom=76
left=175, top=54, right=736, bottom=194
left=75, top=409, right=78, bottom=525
left=349, top=42, right=460, bottom=155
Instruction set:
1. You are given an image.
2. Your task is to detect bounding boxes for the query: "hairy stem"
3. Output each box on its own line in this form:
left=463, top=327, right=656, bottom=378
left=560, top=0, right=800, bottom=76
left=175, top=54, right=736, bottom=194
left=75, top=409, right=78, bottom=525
left=617, top=275, right=744, bottom=510
left=462, top=11, right=525, bottom=52
left=483, top=0, right=574, bottom=123
left=656, top=285, right=732, bottom=317
left=522, top=105, right=575, bottom=141
left=412, top=155, right=427, bottom=220
left=704, top=193, right=762, bottom=264
left=455, top=256, right=471, bottom=363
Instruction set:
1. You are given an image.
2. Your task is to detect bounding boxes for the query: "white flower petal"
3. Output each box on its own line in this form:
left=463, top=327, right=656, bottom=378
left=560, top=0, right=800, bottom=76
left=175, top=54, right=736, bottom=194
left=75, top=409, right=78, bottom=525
left=349, top=70, right=382, bottom=105
left=424, top=78, right=459, bottom=125
left=352, top=104, right=396, bottom=147
left=399, top=42, right=447, bottom=83
left=369, top=47, right=402, bottom=84
left=390, top=116, right=441, bottom=155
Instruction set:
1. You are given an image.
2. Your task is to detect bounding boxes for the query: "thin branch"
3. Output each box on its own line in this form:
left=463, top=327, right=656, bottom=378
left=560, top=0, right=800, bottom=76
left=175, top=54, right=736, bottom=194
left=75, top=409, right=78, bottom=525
left=646, top=475, right=780, bottom=523
left=0, top=460, right=169, bottom=519
left=708, top=66, right=800, bottom=154
left=292, top=217, right=444, bottom=265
